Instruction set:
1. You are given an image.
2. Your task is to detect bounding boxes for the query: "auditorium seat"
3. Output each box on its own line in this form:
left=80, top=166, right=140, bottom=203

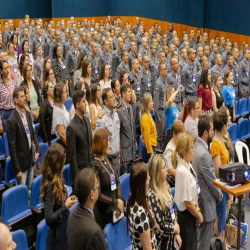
left=3, top=132, right=9, bottom=155
left=0, top=136, right=5, bottom=161
left=64, top=98, right=72, bottom=112
left=238, top=118, right=250, bottom=140
left=120, top=173, right=130, bottom=203
left=30, top=175, right=43, bottom=210
left=138, top=135, right=142, bottom=158
left=11, top=229, right=29, bottom=250
left=238, top=98, right=249, bottom=116
left=63, top=164, right=72, bottom=195
left=4, top=156, right=16, bottom=185
left=36, top=219, right=48, bottom=250
left=37, top=143, right=48, bottom=163
left=50, top=138, right=57, bottom=145
left=171, top=187, right=178, bottom=210
left=247, top=97, right=250, bottom=112
left=34, top=124, right=43, bottom=143
left=104, top=217, right=131, bottom=250
left=0, top=164, right=6, bottom=211
left=69, top=201, right=79, bottom=212
left=227, top=123, right=239, bottom=145
left=234, top=101, right=240, bottom=119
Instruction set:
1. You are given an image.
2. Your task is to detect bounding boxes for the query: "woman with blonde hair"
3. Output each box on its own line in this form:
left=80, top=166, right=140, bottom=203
left=164, top=85, right=186, bottom=148
left=40, top=144, right=77, bottom=250
left=147, top=154, right=182, bottom=250
left=211, top=73, right=224, bottom=113
left=172, top=133, right=203, bottom=250
left=140, top=92, right=157, bottom=163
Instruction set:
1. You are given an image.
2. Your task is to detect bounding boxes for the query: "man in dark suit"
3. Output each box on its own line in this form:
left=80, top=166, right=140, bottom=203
left=67, top=168, right=107, bottom=250
left=117, top=83, right=136, bottom=175
left=192, top=115, right=223, bottom=250
left=7, top=87, right=40, bottom=192
left=66, top=90, right=92, bottom=194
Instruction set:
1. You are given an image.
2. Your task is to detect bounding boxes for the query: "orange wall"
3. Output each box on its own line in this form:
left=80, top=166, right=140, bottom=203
left=1, top=16, right=250, bottom=46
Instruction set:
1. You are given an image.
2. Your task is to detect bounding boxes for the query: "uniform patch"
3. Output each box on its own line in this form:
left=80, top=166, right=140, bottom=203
left=99, top=110, right=105, bottom=118
left=96, top=122, right=101, bottom=128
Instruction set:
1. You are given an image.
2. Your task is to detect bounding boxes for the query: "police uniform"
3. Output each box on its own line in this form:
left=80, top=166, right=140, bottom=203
left=136, top=32, right=143, bottom=50
left=217, top=46, right=225, bottom=55
left=117, top=100, right=136, bottom=175
left=149, top=54, right=159, bottom=98
left=165, top=58, right=172, bottom=74
left=179, top=59, right=187, bottom=74
left=138, top=47, right=148, bottom=57
left=153, top=76, right=166, bottom=153
left=95, top=106, right=121, bottom=176
left=44, top=35, right=53, bottom=57
left=112, top=36, right=118, bottom=50
left=188, top=39, right=197, bottom=51
left=208, top=52, right=215, bottom=69
left=211, top=64, right=224, bottom=84
left=128, top=70, right=141, bottom=138
left=111, top=49, right=122, bottom=79
left=181, top=62, right=198, bottom=101
left=194, top=57, right=202, bottom=73
left=138, top=68, right=152, bottom=98
left=83, top=44, right=92, bottom=58
left=115, top=61, right=130, bottom=80
left=222, top=51, right=229, bottom=68
left=89, top=53, right=100, bottom=83
left=31, top=35, right=45, bottom=59
left=99, top=50, right=113, bottom=77
left=132, top=25, right=139, bottom=35
left=128, top=51, right=137, bottom=71
left=238, top=58, right=250, bottom=98
left=165, top=30, right=173, bottom=46
left=166, top=71, right=183, bottom=111
left=33, top=57, right=44, bottom=84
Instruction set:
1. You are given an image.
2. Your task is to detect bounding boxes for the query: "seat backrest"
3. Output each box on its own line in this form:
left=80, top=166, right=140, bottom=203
left=64, top=98, right=72, bottom=112
left=50, top=138, right=57, bottom=145
left=34, top=123, right=40, bottom=134
left=138, top=135, right=142, bottom=157
left=31, top=175, right=43, bottom=207
left=235, top=101, right=238, bottom=115
left=0, top=136, right=4, bottom=155
left=37, top=143, right=48, bottom=163
left=3, top=132, right=9, bottom=155
left=11, top=229, right=29, bottom=250
left=5, top=156, right=16, bottom=183
left=1, top=185, right=29, bottom=224
left=228, top=123, right=238, bottom=141
left=235, top=141, right=250, bottom=165
left=248, top=97, right=250, bottom=111
left=238, top=118, right=248, bottom=138
left=104, top=217, right=131, bottom=250
left=120, top=174, right=130, bottom=203
left=62, top=164, right=71, bottom=187
left=36, top=219, right=48, bottom=250
left=239, top=98, right=247, bottom=113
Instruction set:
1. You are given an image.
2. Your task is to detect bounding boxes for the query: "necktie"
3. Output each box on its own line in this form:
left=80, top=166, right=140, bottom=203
left=81, top=119, right=88, bottom=139
left=127, top=106, right=131, bottom=120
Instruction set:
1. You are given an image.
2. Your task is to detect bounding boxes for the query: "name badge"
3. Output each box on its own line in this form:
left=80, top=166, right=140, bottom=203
left=108, top=60, right=111, bottom=67
left=195, top=176, right=201, bottom=194
left=137, top=81, right=140, bottom=90
left=14, top=64, right=17, bottom=73
left=110, top=173, right=117, bottom=191
left=192, top=73, right=196, bottom=82
left=95, top=65, right=98, bottom=74
left=24, top=124, right=30, bottom=136
left=61, top=61, right=66, bottom=69
left=147, top=77, right=151, bottom=87
left=167, top=200, right=175, bottom=221
left=247, top=70, right=249, bottom=77
left=14, top=51, right=18, bottom=58
left=221, top=76, right=224, bottom=83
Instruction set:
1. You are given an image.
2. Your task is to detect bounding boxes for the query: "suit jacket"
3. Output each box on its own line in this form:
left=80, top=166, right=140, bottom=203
left=192, top=137, right=222, bottom=222
left=117, top=101, right=136, bottom=162
left=38, top=98, right=53, bottom=143
left=66, top=115, right=92, bottom=187
left=6, top=109, right=40, bottom=175
left=67, top=204, right=107, bottom=250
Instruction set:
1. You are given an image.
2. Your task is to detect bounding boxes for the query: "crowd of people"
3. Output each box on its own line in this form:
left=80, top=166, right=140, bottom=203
left=0, top=13, right=245, bottom=250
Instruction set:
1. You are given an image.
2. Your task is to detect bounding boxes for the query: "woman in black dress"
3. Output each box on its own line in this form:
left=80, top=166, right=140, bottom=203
left=212, top=73, right=224, bottom=113
left=40, top=144, right=77, bottom=250
left=80, top=59, right=92, bottom=102
left=90, top=128, right=126, bottom=230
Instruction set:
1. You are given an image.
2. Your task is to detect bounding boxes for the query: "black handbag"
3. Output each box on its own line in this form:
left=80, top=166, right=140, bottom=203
left=229, top=203, right=245, bottom=223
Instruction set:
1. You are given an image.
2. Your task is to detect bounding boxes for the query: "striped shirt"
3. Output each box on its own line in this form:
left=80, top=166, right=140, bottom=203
left=0, top=78, right=15, bottom=110
left=29, top=85, right=38, bottom=112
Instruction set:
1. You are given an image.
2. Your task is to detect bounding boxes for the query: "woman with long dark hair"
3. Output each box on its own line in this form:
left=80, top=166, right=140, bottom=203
left=40, top=144, right=77, bottom=250
left=10, top=33, right=21, bottom=60
left=98, top=63, right=111, bottom=93
left=80, top=59, right=92, bottom=102
left=73, top=51, right=87, bottom=84
left=127, top=163, right=157, bottom=249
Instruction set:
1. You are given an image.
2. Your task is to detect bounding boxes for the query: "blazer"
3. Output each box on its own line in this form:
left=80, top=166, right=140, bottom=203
left=20, top=79, right=42, bottom=107
left=38, top=98, right=53, bottom=143
left=6, top=109, right=40, bottom=175
left=66, top=115, right=92, bottom=188
left=192, top=137, right=222, bottom=222
left=117, top=101, right=136, bottom=162
left=67, top=204, right=107, bottom=250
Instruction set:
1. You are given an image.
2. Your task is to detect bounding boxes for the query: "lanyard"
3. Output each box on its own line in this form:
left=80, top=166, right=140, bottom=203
left=97, top=158, right=114, bottom=174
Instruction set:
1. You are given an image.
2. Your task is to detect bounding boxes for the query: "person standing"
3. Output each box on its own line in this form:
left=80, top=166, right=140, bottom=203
left=88, top=42, right=100, bottom=84
left=67, top=168, right=107, bottom=250
left=7, top=87, right=40, bottom=191
left=192, top=115, right=223, bottom=250
left=117, top=83, right=136, bottom=175
left=66, top=90, right=92, bottom=194
left=95, top=88, right=120, bottom=176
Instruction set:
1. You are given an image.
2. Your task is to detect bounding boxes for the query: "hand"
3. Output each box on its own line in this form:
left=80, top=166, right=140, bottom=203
left=33, top=112, right=39, bottom=120
left=65, top=195, right=77, bottom=209
left=174, top=234, right=182, bottom=249
left=196, top=212, right=203, bottom=228
left=157, top=118, right=161, bottom=128
left=69, top=80, right=72, bottom=86
left=16, top=171, right=22, bottom=181
left=117, top=199, right=124, bottom=212
left=177, top=85, right=183, bottom=93
left=183, top=98, right=187, bottom=106
left=34, top=152, right=40, bottom=162
left=173, top=221, right=180, bottom=234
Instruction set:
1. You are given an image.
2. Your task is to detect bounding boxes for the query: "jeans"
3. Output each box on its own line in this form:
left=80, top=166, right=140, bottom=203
left=0, top=109, right=14, bottom=131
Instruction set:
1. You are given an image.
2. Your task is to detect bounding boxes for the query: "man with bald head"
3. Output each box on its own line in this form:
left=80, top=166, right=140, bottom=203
left=218, top=37, right=226, bottom=55
left=139, top=55, right=152, bottom=97
left=222, top=41, right=232, bottom=68
left=189, top=29, right=196, bottom=50
left=208, top=43, right=218, bottom=68
left=239, top=49, right=250, bottom=99
left=154, top=63, right=167, bottom=153
left=139, top=37, right=148, bottom=57
left=88, top=42, right=101, bottom=84
left=211, top=53, right=223, bottom=81
left=168, top=30, right=177, bottom=45
left=0, top=223, right=16, bottom=250
left=194, top=46, right=203, bottom=72
left=136, top=25, right=144, bottom=50
left=111, top=37, right=124, bottom=78
left=165, top=22, right=173, bottom=45
left=49, top=29, right=62, bottom=59
left=128, top=41, right=137, bottom=70
left=179, top=48, right=188, bottom=73
left=132, top=17, right=140, bottom=35
left=181, top=48, right=198, bottom=101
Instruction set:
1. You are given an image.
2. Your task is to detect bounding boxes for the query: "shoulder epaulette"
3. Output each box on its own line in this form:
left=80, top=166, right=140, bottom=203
left=99, top=110, right=105, bottom=118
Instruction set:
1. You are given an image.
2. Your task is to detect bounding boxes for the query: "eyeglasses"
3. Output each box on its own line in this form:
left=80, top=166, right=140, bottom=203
left=93, top=181, right=100, bottom=191
left=106, top=95, right=115, bottom=100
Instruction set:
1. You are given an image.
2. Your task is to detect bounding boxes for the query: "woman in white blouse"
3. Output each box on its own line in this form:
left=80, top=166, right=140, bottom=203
left=98, top=63, right=111, bottom=93
left=171, top=133, right=203, bottom=250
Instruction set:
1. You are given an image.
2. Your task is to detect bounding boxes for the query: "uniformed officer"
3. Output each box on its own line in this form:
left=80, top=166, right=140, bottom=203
left=117, top=83, right=136, bottom=174
left=222, top=41, right=232, bottom=68
left=139, top=56, right=153, bottom=98
left=83, top=33, right=92, bottom=58
left=99, top=39, right=113, bottom=76
left=49, top=30, right=62, bottom=59
left=136, top=25, right=144, bottom=50
left=66, top=36, right=79, bottom=96
left=20, top=28, right=30, bottom=53
left=128, top=59, right=141, bottom=139
left=181, top=48, right=198, bottom=101
left=111, top=37, right=123, bottom=78
left=88, top=42, right=100, bottom=84
left=153, top=63, right=167, bottom=153
left=238, top=49, right=250, bottom=98
left=188, top=29, right=196, bottom=51
left=115, top=50, right=129, bottom=79
left=218, top=37, right=226, bottom=55
left=167, top=58, right=183, bottom=111
left=95, top=88, right=121, bottom=176
left=138, top=38, right=148, bottom=57
left=165, top=22, right=173, bottom=46
left=194, top=46, right=203, bottom=73
left=179, top=48, right=188, bottom=73
left=208, top=43, right=218, bottom=68
left=31, top=25, right=45, bottom=59
left=128, top=41, right=137, bottom=70
left=211, top=53, right=223, bottom=82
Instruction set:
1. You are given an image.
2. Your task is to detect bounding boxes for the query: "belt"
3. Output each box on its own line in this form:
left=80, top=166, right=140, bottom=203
left=108, top=153, right=119, bottom=159
left=159, top=107, right=164, bottom=111
left=0, top=108, right=15, bottom=111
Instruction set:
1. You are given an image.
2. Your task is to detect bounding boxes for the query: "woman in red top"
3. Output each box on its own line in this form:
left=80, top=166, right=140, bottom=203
left=197, top=68, right=212, bottom=116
